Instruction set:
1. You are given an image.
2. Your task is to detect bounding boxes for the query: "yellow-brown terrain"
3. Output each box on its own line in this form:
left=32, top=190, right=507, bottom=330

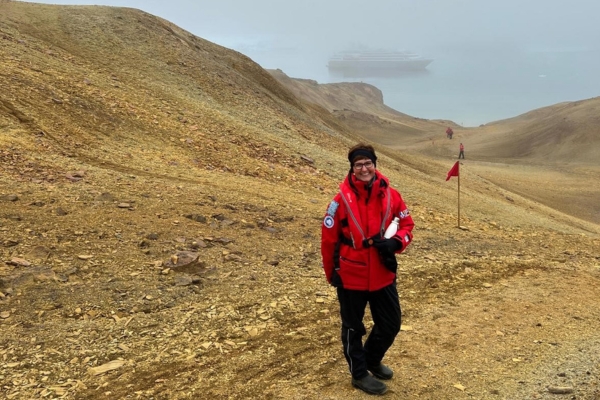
left=1, top=2, right=599, bottom=399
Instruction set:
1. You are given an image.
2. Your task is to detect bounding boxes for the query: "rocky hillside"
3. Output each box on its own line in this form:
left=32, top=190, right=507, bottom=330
left=271, top=71, right=600, bottom=225
left=475, top=97, right=600, bottom=163
left=268, top=69, right=453, bottom=147
left=1, top=1, right=357, bottom=185
left=1, top=2, right=599, bottom=400
left=269, top=70, right=600, bottom=165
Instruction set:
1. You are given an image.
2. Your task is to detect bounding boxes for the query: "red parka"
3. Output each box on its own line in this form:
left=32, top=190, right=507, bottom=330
left=321, top=170, right=414, bottom=291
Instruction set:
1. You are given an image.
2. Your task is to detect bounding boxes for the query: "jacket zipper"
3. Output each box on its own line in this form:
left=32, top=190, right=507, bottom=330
left=339, top=256, right=367, bottom=266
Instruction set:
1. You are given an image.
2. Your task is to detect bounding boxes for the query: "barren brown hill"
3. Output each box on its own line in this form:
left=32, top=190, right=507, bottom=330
left=271, top=71, right=600, bottom=225
left=269, top=70, right=599, bottom=166
left=1, top=2, right=600, bottom=400
left=474, top=98, right=600, bottom=163
left=268, top=69, right=456, bottom=147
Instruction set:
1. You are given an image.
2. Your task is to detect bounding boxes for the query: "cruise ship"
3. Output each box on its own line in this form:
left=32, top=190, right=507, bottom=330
left=327, top=49, right=433, bottom=72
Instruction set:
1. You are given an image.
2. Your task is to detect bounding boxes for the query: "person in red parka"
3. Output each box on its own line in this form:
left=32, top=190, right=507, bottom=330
left=321, top=143, right=415, bottom=395
left=446, top=127, right=453, bottom=139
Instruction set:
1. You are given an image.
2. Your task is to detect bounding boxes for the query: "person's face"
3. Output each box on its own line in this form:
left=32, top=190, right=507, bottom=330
left=352, top=159, right=375, bottom=182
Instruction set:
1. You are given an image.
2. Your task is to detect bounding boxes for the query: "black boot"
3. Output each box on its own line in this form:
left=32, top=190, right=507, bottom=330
left=351, top=374, right=388, bottom=395
left=368, top=363, right=393, bottom=380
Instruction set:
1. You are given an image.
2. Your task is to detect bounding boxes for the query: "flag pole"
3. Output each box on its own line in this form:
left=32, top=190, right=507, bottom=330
left=445, top=161, right=461, bottom=227
left=457, top=167, right=461, bottom=228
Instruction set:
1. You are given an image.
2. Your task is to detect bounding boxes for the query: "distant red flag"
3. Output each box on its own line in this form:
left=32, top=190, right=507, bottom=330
left=446, top=161, right=459, bottom=181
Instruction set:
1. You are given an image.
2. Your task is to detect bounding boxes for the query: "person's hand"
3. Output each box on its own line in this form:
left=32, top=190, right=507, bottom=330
left=369, top=237, right=401, bottom=273
left=371, top=237, right=402, bottom=254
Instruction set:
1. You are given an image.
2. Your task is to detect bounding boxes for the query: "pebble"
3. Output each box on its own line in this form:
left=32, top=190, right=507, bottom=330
left=547, top=386, right=574, bottom=394
left=8, top=258, right=31, bottom=267
left=95, top=192, right=115, bottom=202
left=174, top=275, right=193, bottom=286
left=185, top=214, right=207, bottom=223
left=190, top=240, right=207, bottom=249
left=0, top=194, right=19, bottom=202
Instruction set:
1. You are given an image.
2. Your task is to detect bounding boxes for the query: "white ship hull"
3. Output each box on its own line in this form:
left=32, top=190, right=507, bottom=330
left=328, top=50, right=433, bottom=72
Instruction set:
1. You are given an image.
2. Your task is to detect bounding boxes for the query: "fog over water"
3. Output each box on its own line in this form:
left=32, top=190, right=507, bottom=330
left=25, top=0, right=600, bottom=126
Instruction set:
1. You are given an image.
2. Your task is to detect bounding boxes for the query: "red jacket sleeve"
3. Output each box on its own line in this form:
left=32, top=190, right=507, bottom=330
left=320, top=194, right=343, bottom=284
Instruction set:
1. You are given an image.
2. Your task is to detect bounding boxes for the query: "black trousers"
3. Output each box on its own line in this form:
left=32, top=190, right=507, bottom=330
left=336, top=284, right=401, bottom=379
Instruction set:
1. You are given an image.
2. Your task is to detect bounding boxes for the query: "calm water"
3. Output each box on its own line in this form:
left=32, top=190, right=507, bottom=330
left=244, top=46, right=600, bottom=127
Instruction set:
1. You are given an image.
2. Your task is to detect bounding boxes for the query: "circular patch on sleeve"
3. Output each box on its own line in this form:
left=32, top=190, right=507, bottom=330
left=323, top=216, right=335, bottom=228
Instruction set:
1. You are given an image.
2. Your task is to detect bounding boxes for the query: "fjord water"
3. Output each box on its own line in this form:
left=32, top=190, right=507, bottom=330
left=243, top=45, right=600, bottom=127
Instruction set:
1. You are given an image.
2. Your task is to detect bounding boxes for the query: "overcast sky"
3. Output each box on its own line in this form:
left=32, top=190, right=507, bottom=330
left=21, top=0, right=600, bottom=53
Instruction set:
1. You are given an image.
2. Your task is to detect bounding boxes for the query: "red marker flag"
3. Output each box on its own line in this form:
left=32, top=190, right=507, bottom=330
left=446, top=161, right=459, bottom=181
